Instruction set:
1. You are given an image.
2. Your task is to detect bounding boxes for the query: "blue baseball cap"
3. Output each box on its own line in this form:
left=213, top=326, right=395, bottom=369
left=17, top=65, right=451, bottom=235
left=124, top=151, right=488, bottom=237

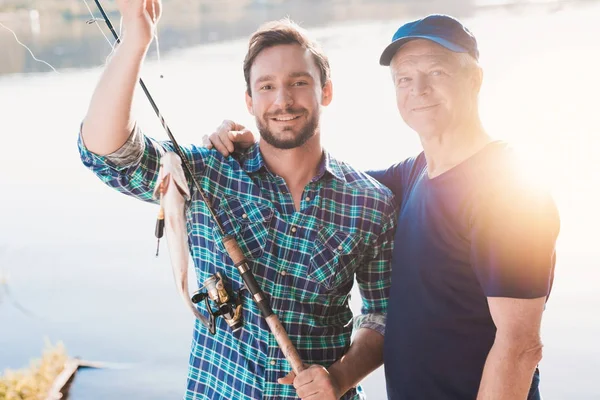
left=379, top=14, right=479, bottom=66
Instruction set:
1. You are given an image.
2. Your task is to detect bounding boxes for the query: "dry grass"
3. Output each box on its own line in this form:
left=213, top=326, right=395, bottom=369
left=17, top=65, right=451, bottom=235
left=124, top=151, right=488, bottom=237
left=0, top=340, right=68, bottom=400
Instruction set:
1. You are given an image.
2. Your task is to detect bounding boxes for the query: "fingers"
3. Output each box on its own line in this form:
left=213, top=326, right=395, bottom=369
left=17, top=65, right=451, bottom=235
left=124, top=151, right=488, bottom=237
left=293, top=365, right=337, bottom=400
left=147, top=0, right=162, bottom=23
left=229, top=129, right=256, bottom=148
left=203, top=120, right=249, bottom=157
left=298, top=390, right=321, bottom=400
left=201, top=134, right=213, bottom=149
left=278, top=365, right=337, bottom=399
left=210, top=133, right=232, bottom=157
left=222, top=119, right=246, bottom=132
left=277, top=371, right=296, bottom=385
left=294, top=365, right=320, bottom=387
left=222, top=134, right=235, bottom=154
left=219, top=119, right=237, bottom=132
left=117, top=0, right=161, bottom=21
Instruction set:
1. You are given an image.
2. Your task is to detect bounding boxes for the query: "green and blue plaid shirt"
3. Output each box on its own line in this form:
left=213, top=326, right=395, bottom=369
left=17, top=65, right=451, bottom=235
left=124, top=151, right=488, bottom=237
left=78, top=126, right=397, bottom=400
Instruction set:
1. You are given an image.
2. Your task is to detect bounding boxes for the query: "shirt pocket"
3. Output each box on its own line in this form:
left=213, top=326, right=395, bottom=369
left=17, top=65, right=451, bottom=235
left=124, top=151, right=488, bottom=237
left=213, top=196, right=273, bottom=260
left=308, top=225, right=364, bottom=292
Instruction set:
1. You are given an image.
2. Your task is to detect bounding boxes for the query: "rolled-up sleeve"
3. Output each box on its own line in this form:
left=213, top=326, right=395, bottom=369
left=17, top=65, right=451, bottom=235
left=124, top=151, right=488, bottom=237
left=102, top=124, right=147, bottom=168
left=353, top=199, right=397, bottom=336
left=78, top=123, right=207, bottom=204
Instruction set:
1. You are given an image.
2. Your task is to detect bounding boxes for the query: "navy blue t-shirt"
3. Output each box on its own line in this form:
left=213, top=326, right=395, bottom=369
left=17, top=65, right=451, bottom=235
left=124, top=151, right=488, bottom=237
left=368, top=141, right=560, bottom=400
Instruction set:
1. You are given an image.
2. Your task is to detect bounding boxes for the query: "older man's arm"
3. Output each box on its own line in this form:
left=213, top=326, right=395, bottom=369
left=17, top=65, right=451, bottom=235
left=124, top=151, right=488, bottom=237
left=470, top=160, right=560, bottom=400
left=476, top=297, right=545, bottom=400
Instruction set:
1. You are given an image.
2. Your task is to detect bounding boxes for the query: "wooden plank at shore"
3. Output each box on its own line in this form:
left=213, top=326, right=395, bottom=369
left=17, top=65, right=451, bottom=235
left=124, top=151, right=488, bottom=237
left=45, top=358, right=79, bottom=400
left=46, top=358, right=108, bottom=400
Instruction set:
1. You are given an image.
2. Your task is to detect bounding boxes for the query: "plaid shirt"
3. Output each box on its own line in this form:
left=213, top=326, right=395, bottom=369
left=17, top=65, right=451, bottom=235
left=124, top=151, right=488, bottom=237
left=78, top=126, right=396, bottom=400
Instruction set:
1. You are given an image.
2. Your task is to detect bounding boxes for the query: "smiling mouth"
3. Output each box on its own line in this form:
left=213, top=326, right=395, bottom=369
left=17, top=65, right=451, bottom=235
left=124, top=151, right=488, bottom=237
left=271, top=115, right=301, bottom=122
left=412, top=104, right=439, bottom=112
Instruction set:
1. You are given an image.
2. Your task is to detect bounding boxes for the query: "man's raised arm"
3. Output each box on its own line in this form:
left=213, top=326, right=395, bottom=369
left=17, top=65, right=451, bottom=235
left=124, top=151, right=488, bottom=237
left=81, top=0, right=161, bottom=155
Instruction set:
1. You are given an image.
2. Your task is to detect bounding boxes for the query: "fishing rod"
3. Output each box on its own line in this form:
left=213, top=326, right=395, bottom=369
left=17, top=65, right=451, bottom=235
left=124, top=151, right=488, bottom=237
left=92, top=0, right=305, bottom=376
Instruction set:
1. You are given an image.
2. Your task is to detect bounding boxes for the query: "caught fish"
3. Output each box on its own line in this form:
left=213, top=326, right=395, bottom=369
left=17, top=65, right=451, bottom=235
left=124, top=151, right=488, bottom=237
left=152, top=152, right=210, bottom=326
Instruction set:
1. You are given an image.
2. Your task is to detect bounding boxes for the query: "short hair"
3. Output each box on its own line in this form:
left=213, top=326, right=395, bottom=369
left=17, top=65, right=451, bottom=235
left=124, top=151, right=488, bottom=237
left=243, top=18, right=331, bottom=96
left=455, top=52, right=480, bottom=72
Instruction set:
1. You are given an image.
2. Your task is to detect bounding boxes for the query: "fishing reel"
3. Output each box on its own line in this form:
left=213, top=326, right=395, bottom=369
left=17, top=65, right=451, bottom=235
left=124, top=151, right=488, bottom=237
left=191, top=272, right=244, bottom=335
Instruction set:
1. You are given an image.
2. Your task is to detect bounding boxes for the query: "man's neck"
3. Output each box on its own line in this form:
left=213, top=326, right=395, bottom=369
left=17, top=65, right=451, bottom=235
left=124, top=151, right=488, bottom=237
left=420, top=118, right=492, bottom=179
left=259, top=133, right=323, bottom=190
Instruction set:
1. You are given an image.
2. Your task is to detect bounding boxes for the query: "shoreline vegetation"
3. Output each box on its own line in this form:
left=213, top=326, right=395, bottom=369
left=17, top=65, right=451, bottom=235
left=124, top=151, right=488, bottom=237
left=0, top=340, right=68, bottom=400
left=0, top=0, right=115, bottom=15
left=0, top=0, right=119, bottom=20
left=0, top=0, right=594, bottom=26
left=0, top=0, right=583, bottom=40
left=0, top=0, right=591, bottom=36
left=0, top=0, right=433, bottom=76
left=0, top=1, right=253, bottom=26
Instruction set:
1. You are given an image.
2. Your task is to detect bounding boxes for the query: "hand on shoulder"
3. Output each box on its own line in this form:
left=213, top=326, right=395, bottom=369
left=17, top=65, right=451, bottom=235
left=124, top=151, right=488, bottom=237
left=202, top=119, right=257, bottom=157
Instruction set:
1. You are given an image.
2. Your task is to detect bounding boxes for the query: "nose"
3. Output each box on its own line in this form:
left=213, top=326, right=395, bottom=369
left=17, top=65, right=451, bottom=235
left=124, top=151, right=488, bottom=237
left=411, top=73, right=430, bottom=96
left=274, top=86, right=293, bottom=109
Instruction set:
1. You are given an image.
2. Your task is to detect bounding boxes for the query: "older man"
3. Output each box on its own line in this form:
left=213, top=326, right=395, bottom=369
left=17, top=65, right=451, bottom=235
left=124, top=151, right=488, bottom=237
left=206, top=14, right=560, bottom=400
left=371, top=14, right=559, bottom=400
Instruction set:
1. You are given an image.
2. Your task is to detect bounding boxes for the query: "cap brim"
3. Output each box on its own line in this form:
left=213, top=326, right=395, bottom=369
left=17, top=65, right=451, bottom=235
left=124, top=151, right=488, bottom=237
left=379, top=35, right=469, bottom=66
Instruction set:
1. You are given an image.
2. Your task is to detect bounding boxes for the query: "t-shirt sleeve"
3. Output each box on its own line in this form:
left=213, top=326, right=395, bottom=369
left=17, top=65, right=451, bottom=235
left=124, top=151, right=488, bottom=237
left=366, top=163, right=404, bottom=200
left=470, top=180, right=560, bottom=299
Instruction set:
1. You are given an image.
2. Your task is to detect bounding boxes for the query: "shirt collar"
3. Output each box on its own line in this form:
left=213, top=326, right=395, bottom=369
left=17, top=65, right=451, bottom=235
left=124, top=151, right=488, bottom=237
left=313, top=149, right=346, bottom=183
left=241, top=142, right=346, bottom=183
left=240, top=143, right=265, bottom=174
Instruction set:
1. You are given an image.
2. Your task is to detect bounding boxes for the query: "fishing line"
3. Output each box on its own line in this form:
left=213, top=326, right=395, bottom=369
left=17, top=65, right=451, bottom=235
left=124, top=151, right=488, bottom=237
left=82, top=0, right=116, bottom=53
left=0, top=3, right=163, bottom=76
left=0, top=1, right=114, bottom=74
left=0, top=266, right=43, bottom=320
left=82, top=0, right=164, bottom=78
left=150, top=0, right=164, bottom=78
left=0, top=21, right=59, bottom=73
left=82, top=0, right=120, bottom=68
left=155, top=27, right=163, bottom=78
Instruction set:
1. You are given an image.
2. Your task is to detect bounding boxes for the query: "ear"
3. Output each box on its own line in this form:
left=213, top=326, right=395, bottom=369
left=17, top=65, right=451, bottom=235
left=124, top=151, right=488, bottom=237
left=245, top=91, right=254, bottom=116
left=321, top=79, right=333, bottom=107
left=471, top=66, right=483, bottom=94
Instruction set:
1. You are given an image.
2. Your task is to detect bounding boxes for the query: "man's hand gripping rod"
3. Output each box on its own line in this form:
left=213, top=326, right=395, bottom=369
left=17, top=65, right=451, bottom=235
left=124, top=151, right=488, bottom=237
left=93, top=0, right=305, bottom=376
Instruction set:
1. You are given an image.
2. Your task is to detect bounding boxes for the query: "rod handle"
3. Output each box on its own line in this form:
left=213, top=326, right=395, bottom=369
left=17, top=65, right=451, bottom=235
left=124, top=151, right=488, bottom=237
left=222, top=235, right=305, bottom=375
left=222, top=235, right=246, bottom=265
left=266, top=314, right=306, bottom=376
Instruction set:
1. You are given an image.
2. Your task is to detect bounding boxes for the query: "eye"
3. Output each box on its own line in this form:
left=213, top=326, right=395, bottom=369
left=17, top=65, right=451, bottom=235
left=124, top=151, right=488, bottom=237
left=292, top=81, right=308, bottom=87
left=396, top=77, right=411, bottom=87
left=430, top=70, right=443, bottom=76
left=260, top=84, right=273, bottom=90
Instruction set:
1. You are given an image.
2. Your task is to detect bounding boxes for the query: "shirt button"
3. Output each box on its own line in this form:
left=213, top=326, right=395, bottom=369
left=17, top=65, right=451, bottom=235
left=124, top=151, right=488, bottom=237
left=280, top=270, right=287, bottom=276
left=242, top=213, right=248, bottom=219
left=337, top=245, right=343, bottom=251
left=291, top=226, right=297, bottom=233
left=270, top=360, right=276, bottom=366
left=305, top=196, right=311, bottom=202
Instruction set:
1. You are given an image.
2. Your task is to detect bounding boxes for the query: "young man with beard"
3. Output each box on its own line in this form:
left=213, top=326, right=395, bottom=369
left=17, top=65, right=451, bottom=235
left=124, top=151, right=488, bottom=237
left=206, top=14, right=560, bottom=400
left=77, top=1, right=396, bottom=399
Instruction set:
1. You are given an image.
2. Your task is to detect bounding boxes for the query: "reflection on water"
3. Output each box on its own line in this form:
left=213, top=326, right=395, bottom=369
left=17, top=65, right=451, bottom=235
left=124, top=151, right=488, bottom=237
left=2, top=0, right=485, bottom=76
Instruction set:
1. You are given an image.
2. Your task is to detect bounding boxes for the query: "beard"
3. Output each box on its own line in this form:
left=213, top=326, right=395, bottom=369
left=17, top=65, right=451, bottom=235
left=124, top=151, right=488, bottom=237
left=257, top=108, right=318, bottom=150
